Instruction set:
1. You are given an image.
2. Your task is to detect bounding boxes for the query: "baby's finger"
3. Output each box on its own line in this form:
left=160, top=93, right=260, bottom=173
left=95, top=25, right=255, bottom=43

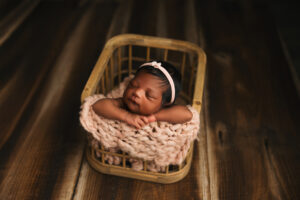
left=147, top=115, right=156, bottom=123
left=141, top=116, right=149, bottom=124
left=137, top=119, right=146, bottom=128
left=134, top=122, right=141, bottom=129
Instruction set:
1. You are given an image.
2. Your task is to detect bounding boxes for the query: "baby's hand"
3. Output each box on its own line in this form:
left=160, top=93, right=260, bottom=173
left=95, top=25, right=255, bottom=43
left=147, top=114, right=156, bottom=123
left=125, top=113, right=150, bottom=129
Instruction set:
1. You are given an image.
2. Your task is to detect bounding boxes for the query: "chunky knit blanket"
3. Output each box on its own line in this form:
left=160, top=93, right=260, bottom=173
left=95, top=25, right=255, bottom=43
left=79, top=76, right=200, bottom=172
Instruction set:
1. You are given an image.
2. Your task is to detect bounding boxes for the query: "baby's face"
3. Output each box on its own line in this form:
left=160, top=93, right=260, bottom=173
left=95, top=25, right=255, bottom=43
left=123, top=72, right=167, bottom=115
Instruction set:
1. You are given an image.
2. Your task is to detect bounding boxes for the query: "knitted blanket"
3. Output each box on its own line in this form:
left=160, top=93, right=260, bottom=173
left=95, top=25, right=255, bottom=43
left=79, top=76, right=200, bottom=172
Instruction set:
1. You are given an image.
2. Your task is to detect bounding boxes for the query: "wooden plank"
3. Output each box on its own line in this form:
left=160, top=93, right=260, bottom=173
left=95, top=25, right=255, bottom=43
left=0, top=1, right=85, bottom=153
left=0, top=0, right=40, bottom=46
left=0, top=3, right=89, bottom=198
left=184, top=0, right=197, bottom=45
left=75, top=158, right=205, bottom=200
left=257, top=8, right=300, bottom=198
left=156, top=0, right=167, bottom=38
left=0, top=0, right=22, bottom=19
left=128, top=0, right=158, bottom=36
left=164, top=0, right=185, bottom=40
left=73, top=0, right=137, bottom=198
left=183, top=0, right=210, bottom=199
left=105, top=0, right=133, bottom=40
left=196, top=0, right=300, bottom=199
left=49, top=5, right=109, bottom=199
left=277, top=29, right=300, bottom=97
left=75, top=160, right=147, bottom=200
left=0, top=2, right=116, bottom=199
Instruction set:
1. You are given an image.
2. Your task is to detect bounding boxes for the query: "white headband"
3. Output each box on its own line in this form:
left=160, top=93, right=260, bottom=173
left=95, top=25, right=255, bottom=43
left=140, top=61, right=175, bottom=104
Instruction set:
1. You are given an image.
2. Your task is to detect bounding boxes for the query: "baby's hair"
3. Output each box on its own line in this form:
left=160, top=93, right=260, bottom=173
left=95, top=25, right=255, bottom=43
left=135, top=60, right=182, bottom=106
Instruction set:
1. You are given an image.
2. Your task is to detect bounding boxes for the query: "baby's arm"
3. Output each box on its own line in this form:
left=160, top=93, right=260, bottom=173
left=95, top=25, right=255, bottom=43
left=152, top=105, right=193, bottom=124
left=92, top=98, right=151, bottom=129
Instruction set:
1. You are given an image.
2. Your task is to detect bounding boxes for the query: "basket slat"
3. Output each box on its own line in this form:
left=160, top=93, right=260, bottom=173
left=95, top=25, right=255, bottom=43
left=164, top=49, right=168, bottom=61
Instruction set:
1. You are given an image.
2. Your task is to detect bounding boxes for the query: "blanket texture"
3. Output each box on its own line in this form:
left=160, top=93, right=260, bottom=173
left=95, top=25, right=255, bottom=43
left=79, top=76, right=200, bottom=172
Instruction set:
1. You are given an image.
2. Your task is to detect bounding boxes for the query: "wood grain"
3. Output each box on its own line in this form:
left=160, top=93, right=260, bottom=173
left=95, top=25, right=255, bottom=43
left=0, top=1, right=116, bottom=199
left=0, top=2, right=84, bottom=152
left=0, top=0, right=40, bottom=45
left=197, top=0, right=300, bottom=199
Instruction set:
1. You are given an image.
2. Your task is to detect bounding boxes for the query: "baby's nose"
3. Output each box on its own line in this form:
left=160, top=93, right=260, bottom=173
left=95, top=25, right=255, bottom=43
left=134, top=88, right=144, bottom=98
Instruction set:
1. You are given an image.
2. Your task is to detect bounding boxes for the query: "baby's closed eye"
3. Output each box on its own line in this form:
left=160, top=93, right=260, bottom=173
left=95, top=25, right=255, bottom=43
left=146, top=92, right=157, bottom=100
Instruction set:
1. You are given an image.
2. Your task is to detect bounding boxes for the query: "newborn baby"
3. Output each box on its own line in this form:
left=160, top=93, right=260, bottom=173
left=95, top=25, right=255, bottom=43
left=92, top=61, right=192, bottom=129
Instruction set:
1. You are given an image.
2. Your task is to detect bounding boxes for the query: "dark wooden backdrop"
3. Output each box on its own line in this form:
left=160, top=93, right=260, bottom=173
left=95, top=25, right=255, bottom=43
left=0, top=0, right=299, bottom=199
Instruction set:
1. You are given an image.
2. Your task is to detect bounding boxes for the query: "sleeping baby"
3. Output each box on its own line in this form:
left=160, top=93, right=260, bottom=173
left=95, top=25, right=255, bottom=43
left=92, top=61, right=193, bottom=129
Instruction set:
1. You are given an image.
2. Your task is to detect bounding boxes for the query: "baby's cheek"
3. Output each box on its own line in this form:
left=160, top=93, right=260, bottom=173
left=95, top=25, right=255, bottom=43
left=143, top=104, right=161, bottom=115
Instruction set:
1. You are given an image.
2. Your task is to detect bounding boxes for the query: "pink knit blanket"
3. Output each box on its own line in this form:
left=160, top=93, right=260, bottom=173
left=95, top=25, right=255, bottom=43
left=79, top=76, right=200, bottom=172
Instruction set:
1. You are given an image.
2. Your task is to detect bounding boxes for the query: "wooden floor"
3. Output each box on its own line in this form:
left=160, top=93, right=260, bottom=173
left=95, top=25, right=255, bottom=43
left=0, top=0, right=299, bottom=199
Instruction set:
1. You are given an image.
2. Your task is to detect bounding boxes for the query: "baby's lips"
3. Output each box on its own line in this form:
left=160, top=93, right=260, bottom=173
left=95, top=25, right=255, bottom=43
left=130, top=97, right=139, bottom=105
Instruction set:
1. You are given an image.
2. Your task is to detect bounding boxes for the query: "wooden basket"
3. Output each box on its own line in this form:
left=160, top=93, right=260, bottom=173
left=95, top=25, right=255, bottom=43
left=81, top=34, right=206, bottom=184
